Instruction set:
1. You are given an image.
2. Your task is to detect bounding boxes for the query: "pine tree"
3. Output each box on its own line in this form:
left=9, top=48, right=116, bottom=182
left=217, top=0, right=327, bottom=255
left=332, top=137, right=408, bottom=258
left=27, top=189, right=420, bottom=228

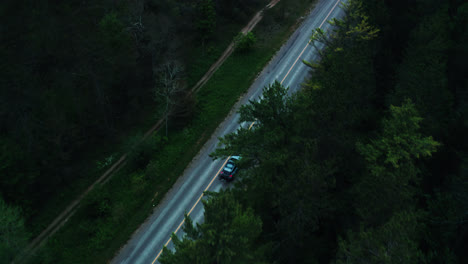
left=355, top=100, right=439, bottom=225
left=159, top=191, right=264, bottom=264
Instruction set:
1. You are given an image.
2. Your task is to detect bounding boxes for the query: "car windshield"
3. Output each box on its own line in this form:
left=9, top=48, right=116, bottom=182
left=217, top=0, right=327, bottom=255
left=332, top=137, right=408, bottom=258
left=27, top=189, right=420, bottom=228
left=224, top=163, right=234, bottom=172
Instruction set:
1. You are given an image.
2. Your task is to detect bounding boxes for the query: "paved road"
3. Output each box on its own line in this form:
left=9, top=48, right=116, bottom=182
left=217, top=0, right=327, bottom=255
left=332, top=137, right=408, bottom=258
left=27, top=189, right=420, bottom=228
left=112, top=0, right=345, bottom=263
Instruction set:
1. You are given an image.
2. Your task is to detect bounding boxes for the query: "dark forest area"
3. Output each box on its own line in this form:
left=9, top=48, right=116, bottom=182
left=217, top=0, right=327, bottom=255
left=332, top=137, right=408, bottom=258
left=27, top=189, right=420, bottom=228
left=0, top=0, right=268, bottom=260
left=163, top=0, right=468, bottom=263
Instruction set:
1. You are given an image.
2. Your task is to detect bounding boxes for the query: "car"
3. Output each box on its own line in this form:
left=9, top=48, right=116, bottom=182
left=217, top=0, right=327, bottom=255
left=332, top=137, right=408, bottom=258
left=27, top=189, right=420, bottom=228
left=219, top=156, right=241, bottom=182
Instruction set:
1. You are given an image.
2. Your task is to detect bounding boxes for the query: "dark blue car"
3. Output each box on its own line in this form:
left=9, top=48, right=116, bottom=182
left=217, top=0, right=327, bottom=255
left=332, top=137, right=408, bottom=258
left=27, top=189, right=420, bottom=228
left=219, top=156, right=240, bottom=182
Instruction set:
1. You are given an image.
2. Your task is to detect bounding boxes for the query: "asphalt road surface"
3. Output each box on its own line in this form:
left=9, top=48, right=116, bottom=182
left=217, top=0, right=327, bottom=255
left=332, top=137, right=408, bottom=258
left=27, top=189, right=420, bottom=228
left=112, top=0, right=346, bottom=263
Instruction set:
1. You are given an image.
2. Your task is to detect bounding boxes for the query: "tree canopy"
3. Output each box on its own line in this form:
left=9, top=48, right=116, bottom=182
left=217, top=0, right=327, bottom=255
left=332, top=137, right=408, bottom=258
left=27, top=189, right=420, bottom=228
left=0, top=0, right=265, bottom=242
left=166, top=0, right=468, bottom=263
left=160, top=190, right=264, bottom=264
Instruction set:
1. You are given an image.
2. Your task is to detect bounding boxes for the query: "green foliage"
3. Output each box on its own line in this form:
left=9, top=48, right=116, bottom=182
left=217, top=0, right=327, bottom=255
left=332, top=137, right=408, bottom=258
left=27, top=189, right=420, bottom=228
left=7, top=0, right=467, bottom=263
left=196, top=0, right=216, bottom=42
left=96, top=154, right=117, bottom=170
left=303, top=0, right=379, bottom=145
left=213, top=82, right=295, bottom=178
left=234, top=32, right=257, bottom=52
left=84, top=187, right=112, bottom=219
left=124, top=134, right=160, bottom=171
left=423, top=158, right=468, bottom=263
left=0, top=196, right=29, bottom=262
left=159, top=191, right=263, bottom=264
left=307, top=0, right=379, bottom=58
left=213, top=82, right=338, bottom=262
left=28, top=4, right=305, bottom=262
left=88, top=224, right=114, bottom=251
left=335, top=211, right=424, bottom=264
left=0, top=137, right=35, bottom=203
left=355, top=100, right=439, bottom=224
left=145, top=159, right=160, bottom=180
left=212, top=1, right=467, bottom=263
left=387, top=9, right=453, bottom=137
left=211, top=4, right=381, bottom=262
left=237, top=81, right=291, bottom=131
left=0, top=0, right=262, bottom=238
left=98, top=12, right=131, bottom=52
left=358, top=100, right=439, bottom=172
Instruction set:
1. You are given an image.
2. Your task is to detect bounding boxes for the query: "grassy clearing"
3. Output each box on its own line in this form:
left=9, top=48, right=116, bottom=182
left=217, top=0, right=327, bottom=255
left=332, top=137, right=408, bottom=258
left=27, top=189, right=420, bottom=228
left=30, top=0, right=315, bottom=263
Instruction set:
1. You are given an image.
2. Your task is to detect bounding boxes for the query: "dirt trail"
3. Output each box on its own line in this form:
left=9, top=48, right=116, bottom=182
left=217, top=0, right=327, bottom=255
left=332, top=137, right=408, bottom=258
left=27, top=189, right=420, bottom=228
left=190, top=3, right=268, bottom=95
left=13, top=1, right=280, bottom=263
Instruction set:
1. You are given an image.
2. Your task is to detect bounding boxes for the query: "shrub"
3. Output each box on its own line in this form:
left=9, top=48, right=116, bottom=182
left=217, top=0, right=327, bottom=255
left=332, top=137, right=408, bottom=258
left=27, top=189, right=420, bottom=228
left=125, top=134, right=158, bottom=171
left=234, top=32, right=256, bottom=52
left=85, top=188, right=112, bottom=219
left=145, top=160, right=159, bottom=181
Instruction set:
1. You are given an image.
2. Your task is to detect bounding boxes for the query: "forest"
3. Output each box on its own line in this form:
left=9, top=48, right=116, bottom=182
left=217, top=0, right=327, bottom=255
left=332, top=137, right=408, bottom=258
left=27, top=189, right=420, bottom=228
left=1, top=0, right=319, bottom=262
left=0, top=0, right=265, bottom=209
left=0, top=0, right=272, bottom=261
left=161, top=0, right=468, bottom=263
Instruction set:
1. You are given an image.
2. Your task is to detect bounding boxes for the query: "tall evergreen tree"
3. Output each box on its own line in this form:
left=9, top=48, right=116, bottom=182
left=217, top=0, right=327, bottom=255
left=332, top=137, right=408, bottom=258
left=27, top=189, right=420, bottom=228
left=212, top=82, right=338, bottom=262
left=159, top=191, right=264, bottom=264
left=387, top=9, right=453, bottom=138
left=355, top=100, right=439, bottom=225
left=335, top=211, right=424, bottom=264
left=196, top=0, right=216, bottom=48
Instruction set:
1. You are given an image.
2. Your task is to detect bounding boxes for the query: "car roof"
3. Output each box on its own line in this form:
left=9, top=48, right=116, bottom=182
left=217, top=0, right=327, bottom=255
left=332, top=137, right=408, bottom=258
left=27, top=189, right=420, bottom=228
left=230, top=155, right=240, bottom=161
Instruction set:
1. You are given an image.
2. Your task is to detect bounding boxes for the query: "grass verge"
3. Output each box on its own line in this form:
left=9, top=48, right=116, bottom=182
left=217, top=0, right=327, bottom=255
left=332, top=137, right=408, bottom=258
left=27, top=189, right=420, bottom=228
left=30, top=0, right=316, bottom=262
